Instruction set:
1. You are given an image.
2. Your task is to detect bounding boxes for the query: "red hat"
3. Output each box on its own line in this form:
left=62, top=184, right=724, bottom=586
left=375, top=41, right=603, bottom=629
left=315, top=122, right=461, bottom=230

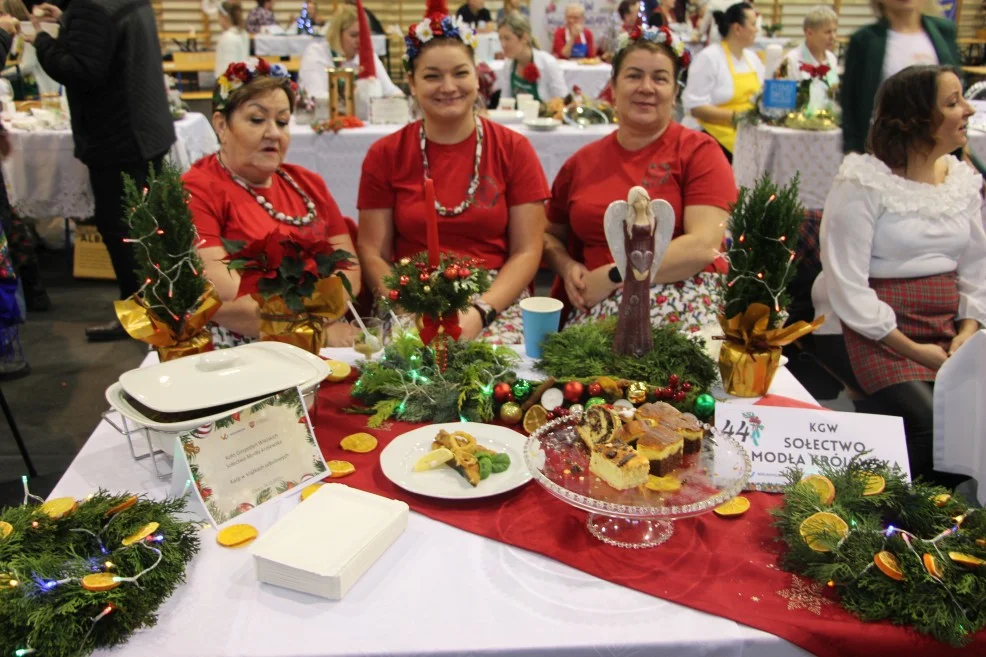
left=355, top=0, right=375, bottom=79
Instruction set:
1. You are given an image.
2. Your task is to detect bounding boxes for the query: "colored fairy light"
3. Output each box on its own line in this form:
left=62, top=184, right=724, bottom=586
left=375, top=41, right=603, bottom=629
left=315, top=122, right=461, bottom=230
left=104, top=561, right=115, bottom=570
left=30, top=521, right=38, bottom=528
left=756, top=272, right=764, bottom=279
left=885, top=525, right=896, bottom=537
left=15, top=648, right=35, bottom=656
left=481, top=384, right=493, bottom=396
left=9, top=579, right=18, bottom=587
left=738, top=234, right=745, bottom=243
left=156, top=229, right=164, bottom=235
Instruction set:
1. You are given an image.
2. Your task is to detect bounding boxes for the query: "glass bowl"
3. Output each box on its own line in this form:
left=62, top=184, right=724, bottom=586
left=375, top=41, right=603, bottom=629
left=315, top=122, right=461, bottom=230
left=523, top=413, right=752, bottom=549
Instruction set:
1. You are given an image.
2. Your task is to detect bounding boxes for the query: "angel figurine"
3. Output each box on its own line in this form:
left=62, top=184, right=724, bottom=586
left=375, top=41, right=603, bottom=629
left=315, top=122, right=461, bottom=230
left=604, top=186, right=675, bottom=357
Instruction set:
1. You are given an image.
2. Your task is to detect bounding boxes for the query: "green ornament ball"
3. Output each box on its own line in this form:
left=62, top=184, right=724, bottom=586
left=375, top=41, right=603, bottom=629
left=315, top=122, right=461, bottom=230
left=512, top=379, right=532, bottom=400
left=693, top=393, right=715, bottom=419
left=585, top=396, right=606, bottom=409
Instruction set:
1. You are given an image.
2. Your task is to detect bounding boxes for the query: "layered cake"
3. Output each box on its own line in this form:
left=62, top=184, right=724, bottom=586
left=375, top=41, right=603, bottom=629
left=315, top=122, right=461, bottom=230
left=636, top=402, right=678, bottom=422
left=635, top=423, right=684, bottom=476
left=577, top=405, right=622, bottom=450
left=617, top=420, right=652, bottom=445
left=588, top=440, right=650, bottom=491
left=659, top=412, right=704, bottom=455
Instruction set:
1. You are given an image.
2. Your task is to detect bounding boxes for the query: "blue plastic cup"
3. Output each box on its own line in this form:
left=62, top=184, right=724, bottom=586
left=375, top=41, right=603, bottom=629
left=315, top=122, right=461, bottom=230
left=520, top=297, right=564, bottom=359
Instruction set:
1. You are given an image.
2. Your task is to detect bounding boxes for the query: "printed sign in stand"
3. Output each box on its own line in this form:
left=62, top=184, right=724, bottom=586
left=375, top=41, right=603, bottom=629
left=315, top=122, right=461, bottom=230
left=716, top=404, right=910, bottom=491
left=169, top=387, right=329, bottom=526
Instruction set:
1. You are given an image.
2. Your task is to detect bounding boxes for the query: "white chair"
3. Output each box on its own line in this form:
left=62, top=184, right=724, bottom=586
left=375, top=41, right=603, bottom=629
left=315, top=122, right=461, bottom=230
left=933, top=329, right=986, bottom=504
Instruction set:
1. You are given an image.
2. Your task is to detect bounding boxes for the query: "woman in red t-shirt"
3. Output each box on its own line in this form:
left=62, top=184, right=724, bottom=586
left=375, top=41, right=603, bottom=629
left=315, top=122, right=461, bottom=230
left=545, top=26, right=735, bottom=335
left=358, top=3, right=549, bottom=343
left=183, top=61, right=361, bottom=347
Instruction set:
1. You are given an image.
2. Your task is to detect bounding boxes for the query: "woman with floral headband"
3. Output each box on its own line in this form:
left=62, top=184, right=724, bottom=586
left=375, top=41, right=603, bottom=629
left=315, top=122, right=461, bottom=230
left=497, top=12, right=567, bottom=103
left=545, top=25, right=735, bottom=335
left=183, top=58, right=361, bottom=347
left=357, top=0, right=549, bottom=344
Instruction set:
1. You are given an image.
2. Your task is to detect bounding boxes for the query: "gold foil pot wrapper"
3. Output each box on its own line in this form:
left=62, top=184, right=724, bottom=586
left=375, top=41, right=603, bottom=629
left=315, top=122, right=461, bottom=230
left=784, top=109, right=839, bottom=131
left=114, top=284, right=221, bottom=362
left=254, top=276, right=349, bottom=355
left=717, top=303, right=825, bottom=397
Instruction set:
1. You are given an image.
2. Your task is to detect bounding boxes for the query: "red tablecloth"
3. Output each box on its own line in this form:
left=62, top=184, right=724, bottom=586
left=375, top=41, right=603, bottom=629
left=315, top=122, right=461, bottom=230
left=313, top=378, right=983, bottom=657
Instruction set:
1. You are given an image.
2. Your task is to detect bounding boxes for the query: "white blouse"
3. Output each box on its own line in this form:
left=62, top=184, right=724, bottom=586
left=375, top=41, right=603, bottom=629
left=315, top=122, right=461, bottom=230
left=297, top=41, right=402, bottom=98
left=497, top=48, right=568, bottom=101
left=214, top=28, right=250, bottom=78
left=681, top=44, right=764, bottom=131
left=812, top=153, right=986, bottom=339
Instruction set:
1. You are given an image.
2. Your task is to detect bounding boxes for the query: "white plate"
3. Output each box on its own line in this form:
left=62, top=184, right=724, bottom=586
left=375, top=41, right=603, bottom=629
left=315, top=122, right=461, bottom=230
left=379, top=422, right=532, bottom=499
left=524, top=118, right=561, bottom=132
left=119, top=342, right=329, bottom=413
left=486, top=109, right=524, bottom=124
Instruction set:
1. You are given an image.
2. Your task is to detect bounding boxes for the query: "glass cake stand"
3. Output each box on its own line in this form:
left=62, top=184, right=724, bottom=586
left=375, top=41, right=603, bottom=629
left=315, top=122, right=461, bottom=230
left=523, top=413, right=752, bottom=549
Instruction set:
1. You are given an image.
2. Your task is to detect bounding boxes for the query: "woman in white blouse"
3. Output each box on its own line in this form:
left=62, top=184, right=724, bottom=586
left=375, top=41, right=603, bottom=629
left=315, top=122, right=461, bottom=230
left=497, top=12, right=567, bottom=103
left=682, top=2, right=763, bottom=161
left=214, top=2, right=250, bottom=78
left=298, top=4, right=402, bottom=98
left=812, top=65, right=986, bottom=487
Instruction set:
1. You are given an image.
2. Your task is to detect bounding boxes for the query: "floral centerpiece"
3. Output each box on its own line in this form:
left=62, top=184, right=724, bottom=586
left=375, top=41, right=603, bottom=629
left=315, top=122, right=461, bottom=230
left=223, top=228, right=353, bottom=354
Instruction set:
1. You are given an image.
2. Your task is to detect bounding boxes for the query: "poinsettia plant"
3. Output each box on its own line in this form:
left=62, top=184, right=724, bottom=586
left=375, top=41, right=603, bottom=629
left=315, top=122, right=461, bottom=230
left=222, top=228, right=354, bottom=313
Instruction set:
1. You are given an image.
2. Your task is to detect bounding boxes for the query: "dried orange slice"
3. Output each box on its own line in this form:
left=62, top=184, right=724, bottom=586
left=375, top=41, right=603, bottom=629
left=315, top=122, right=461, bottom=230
left=340, top=432, right=377, bottom=453
left=714, top=496, right=751, bottom=517
left=922, top=553, right=944, bottom=578
left=799, top=512, right=849, bottom=552
left=800, top=475, right=836, bottom=505
left=875, top=551, right=905, bottom=581
left=522, top=404, right=549, bottom=434
left=861, top=474, right=885, bottom=496
left=81, top=573, right=121, bottom=592
left=217, top=524, right=258, bottom=548
left=0, top=521, right=12, bottom=540
left=104, top=495, right=138, bottom=517
left=645, top=474, right=682, bottom=493
left=949, top=552, right=986, bottom=568
left=300, top=483, right=324, bottom=501
left=121, top=522, right=159, bottom=546
left=932, top=494, right=951, bottom=507
left=325, top=360, right=352, bottom=383
left=327, top=460, right=356, bottom=478
left=977, top=539, right=986, bottom=548
left=39, top=497, right=77, bottom=520
left=413, top=448, right=454, bottom=472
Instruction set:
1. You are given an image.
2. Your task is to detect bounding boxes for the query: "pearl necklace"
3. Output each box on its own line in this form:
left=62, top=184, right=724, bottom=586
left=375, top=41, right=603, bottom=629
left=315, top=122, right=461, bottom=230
left=217, top=154, right=317, bottom=227
left=419, top=116, right=484, bottom=217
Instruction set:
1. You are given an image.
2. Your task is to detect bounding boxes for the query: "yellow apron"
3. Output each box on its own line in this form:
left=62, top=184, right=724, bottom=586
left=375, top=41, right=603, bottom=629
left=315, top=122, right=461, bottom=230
left=699, top=45, right=761, bottom=153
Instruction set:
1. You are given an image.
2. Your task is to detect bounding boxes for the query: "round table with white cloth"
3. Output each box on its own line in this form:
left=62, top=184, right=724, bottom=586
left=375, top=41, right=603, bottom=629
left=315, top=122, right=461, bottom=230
left=1, top=112, right=220, bottom=219
left=488, top=59, right=613, bottom=100
left=254, top=33, right=387, bottom=58
left=733, top=124, right=986, bottom=210
left=50, top=345, right=818, bottom=657
left=284, top=121, right=616, bottom=220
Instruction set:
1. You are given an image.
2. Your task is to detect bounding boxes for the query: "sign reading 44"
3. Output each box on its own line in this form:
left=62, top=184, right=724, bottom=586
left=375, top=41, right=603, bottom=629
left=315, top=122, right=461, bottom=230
left=719, top=411, right=765, bottom=446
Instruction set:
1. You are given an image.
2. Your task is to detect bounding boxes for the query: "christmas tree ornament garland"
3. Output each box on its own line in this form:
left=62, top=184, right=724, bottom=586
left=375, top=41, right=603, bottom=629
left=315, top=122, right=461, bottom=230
left=0, top=487, right=200, bottom=657
left=114, top=163, right=221, bottom=362
left=773, top=457, right=986, bottom=646
left=718, top=175, right=823, bottom=396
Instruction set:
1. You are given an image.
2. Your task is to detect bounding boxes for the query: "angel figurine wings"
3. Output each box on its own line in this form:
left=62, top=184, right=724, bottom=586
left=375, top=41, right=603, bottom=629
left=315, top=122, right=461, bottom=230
left=604, top=186, right=675, bottom=357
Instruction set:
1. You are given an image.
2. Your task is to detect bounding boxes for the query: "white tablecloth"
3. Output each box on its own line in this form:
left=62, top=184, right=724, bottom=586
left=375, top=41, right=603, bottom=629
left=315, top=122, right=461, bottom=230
left=1, top=112, right=220, bottom=219
left=254, top=33, right=387, bottom=58
left=285, top=121, right=615, bottom=219
left=53, top=347, right=816, bottom=657
left=488, top=59, right=613, bottom=99
left=733, top=124, right=986, bottom=210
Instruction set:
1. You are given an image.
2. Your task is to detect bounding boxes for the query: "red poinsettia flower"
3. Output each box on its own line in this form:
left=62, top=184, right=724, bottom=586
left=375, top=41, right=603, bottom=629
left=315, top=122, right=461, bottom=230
left=226, top=61, right=250, bottom=82
left=522, top=62, right=540, bottom=83
left=629, top=25, right=642, bottom=40
left=255, top=58, right=271, bottom=75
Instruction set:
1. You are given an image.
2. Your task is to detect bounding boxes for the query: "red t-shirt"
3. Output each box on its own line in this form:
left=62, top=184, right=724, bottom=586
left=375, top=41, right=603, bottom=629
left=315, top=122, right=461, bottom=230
left=552, top=27, right=596, bottom=59
left=358, top=118, right=550, bottom=269
left=548, top=122, right=736, bottom=271
left=183, top=154, right=349, bottom=249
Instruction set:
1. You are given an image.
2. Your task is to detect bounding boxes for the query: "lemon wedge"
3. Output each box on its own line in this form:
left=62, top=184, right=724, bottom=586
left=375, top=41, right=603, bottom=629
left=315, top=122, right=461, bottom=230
left=413, top=447, right=454, bottom=472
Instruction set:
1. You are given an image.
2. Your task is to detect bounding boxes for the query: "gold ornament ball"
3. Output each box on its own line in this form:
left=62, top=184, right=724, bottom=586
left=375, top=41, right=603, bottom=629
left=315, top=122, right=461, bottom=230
left=627, top=381, right=648, bottom=405
left=423, top=286, right=431, bottom=293
left=500, top=402, right=523, bottom=425
left=399, top=257, right=411, bottom=266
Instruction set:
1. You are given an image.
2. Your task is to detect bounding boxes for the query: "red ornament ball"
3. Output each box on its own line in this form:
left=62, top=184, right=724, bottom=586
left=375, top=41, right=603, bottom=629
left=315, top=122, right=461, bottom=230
left=458, top=267, right=471, bottom=278
left=668, top=374, right=680, bottom=388
left=419, top=272, right=430, bottom=282
left=399, top=275, right=410, bottom=286
left=563, top=381, right=584, bottom=403
left=587, top=382, right=603, bottom=397
left=681, top=382, right=692, bottom=392
left=444, top=266, right=459, bottom=280
left=493, top=382, right=513, bottom=404
left=659, top=387, right=673, bottom=399
left=673, top=391, right=687, bottom=402
left=388, top=289, right=400, bottom=301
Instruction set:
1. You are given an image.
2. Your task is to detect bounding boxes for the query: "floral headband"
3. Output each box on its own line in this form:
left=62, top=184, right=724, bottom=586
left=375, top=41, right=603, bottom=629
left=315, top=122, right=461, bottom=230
left=214, top=58, right=295, bottom=112
left=616, top=25, right=691, bottom=70
left=403, top=15, right=479, bottom=72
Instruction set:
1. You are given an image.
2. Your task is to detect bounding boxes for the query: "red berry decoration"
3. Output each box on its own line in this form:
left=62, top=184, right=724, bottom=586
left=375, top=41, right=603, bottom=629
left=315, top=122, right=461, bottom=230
left=554, top=407, right=569, bottom=416
left=587, top=382, right=603, bottom=397
left=444, top=266, right=458, bottom=280
left=388, top=289, right=400, bottom=301
left=419, top=272, right=430, bottom=282
left=673, top=391, right=687, bottom=402
left=660, top=387, right=673, bottom=399
left=668, top=374, right=680, bottom=388
left=458, top=267, right=471, bottom=278
left=681, top=382, right=692, bottom=392
left=563, top=381, right=584, bottom=403
left=399, top=275, right=410, bottom=286
left=493, top=382, right=513, bottom=404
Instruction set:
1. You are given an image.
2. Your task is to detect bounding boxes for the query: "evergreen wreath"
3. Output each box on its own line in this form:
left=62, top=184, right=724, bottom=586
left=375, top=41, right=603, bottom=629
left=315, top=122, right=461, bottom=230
left=772, top=456, right=986, bottom=646
left=0, top=491, right=200, bottom=657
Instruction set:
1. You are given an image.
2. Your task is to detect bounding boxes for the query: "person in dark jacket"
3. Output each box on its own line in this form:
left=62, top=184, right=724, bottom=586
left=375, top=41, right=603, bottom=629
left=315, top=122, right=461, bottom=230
left=27, top=0, right=175, bottom=341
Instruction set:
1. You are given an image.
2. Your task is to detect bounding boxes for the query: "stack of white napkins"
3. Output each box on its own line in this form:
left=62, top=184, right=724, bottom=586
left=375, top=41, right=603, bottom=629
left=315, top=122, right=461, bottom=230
left=250, top=484, right=409, bottom=599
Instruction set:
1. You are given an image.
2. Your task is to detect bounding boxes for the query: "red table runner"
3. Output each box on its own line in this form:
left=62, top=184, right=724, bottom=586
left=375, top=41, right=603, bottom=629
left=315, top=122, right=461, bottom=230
left=313, top=379, right=983, bottom=657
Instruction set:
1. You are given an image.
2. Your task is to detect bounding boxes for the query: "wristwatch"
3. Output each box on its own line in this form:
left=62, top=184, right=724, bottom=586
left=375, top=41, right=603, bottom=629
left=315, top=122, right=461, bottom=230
left=608, top=265, right=623, bottom=284
left=472, top=300, right=498, bottom=328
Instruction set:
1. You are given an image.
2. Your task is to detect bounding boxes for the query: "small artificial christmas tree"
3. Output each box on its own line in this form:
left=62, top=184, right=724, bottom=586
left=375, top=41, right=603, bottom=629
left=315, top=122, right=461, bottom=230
left=296, top=2, right=314, bottom=35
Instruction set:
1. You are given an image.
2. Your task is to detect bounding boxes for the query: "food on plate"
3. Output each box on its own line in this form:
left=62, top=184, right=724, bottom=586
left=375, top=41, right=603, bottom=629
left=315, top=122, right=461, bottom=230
left=430, top=429, right=510, bottom=486
left=576, top=405, right=621, bottom=449
left=588, top=440, right=649, bottom=491
left=635, top=423, right=684, bottom=477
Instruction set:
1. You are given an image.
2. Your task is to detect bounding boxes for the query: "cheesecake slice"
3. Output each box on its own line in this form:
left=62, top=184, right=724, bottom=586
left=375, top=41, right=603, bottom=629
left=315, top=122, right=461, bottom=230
left=589, top=440, right=649, bottom=491
left=636, top=423, right=684, bottom=476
